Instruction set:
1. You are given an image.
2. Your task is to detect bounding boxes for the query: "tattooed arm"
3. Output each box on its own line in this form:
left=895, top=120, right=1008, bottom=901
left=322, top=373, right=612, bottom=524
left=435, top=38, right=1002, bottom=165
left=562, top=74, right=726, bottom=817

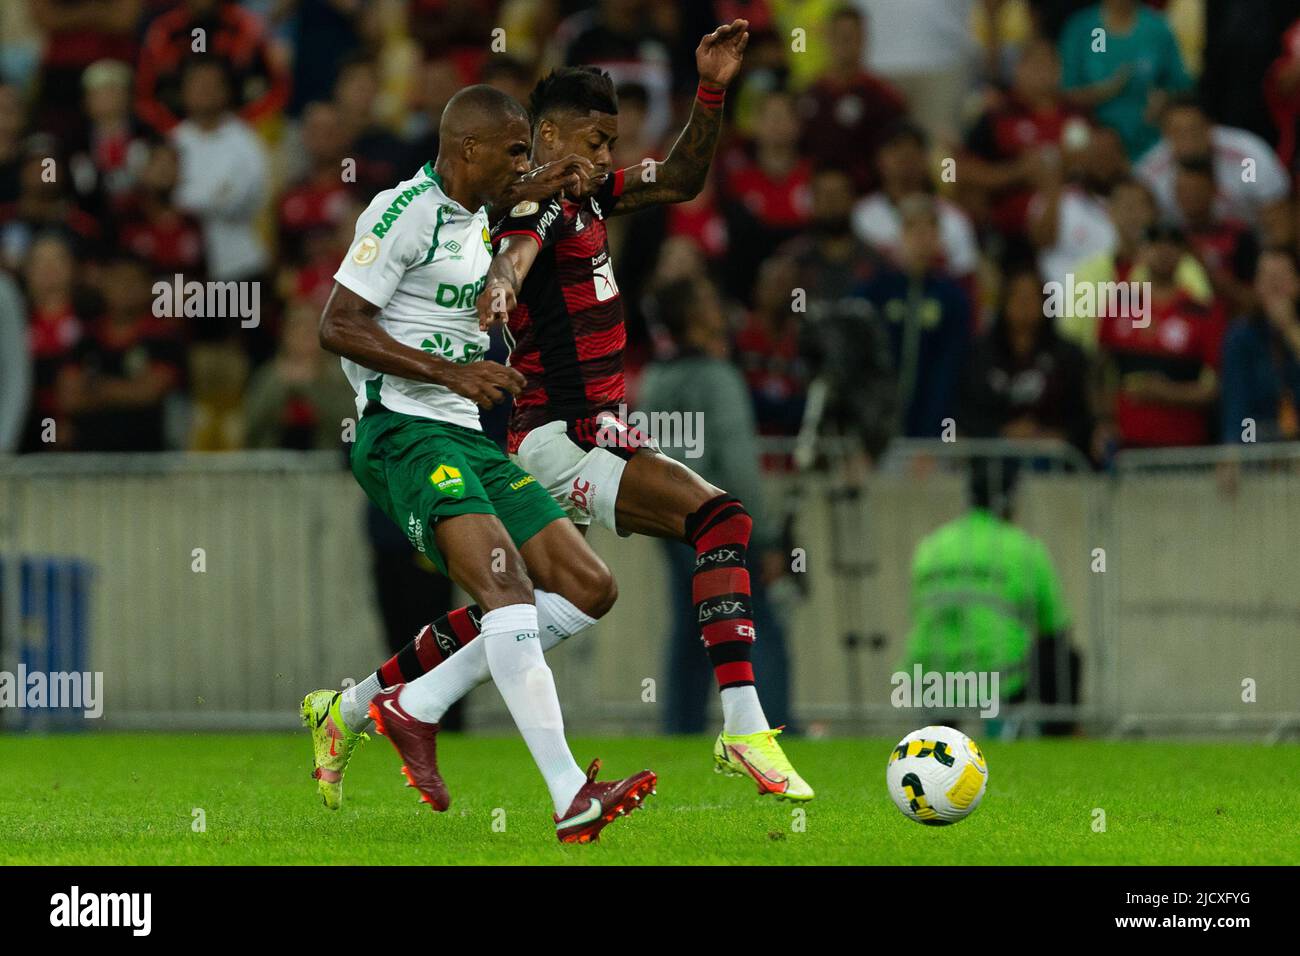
left=611, top=19, right=749, bottom=215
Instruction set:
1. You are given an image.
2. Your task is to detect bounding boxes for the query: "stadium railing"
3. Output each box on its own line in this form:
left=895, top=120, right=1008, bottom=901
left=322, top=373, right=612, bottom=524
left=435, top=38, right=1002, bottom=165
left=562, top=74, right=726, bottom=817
left=1, top=442, right=1297, bottom=739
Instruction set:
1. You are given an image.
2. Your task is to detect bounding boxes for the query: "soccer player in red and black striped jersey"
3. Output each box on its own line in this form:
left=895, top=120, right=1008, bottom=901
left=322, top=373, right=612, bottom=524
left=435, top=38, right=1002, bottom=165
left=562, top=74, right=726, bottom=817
left=475, top=20, right=812, bottom=800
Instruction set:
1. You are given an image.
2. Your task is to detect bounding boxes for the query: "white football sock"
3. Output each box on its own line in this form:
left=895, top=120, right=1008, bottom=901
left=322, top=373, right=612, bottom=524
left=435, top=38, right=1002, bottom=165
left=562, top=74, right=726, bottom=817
left=479, top=602, right=586, bottom=813
left=721, top=685, right=769, bottom=735
left=396, top=590, right=594, bottom=724
left=339, top=673, right=381, bottom=733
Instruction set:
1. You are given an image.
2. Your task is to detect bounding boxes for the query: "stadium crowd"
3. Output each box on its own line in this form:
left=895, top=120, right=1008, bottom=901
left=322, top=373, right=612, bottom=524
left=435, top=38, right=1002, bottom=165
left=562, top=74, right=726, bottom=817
left=2, top=0, right=1300, bottom=466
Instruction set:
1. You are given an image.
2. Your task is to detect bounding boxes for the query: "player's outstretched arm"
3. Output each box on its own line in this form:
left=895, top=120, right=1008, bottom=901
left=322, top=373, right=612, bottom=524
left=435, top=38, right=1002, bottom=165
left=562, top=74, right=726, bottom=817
left=612, top=19, right=749, bottom=215
left=320, top=282, right=523, bottom=407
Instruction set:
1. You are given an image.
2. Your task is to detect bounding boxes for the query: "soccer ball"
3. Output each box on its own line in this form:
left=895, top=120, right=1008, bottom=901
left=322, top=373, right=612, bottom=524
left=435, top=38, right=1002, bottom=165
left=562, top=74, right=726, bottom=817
left=886, top=725, right=988, bottom=825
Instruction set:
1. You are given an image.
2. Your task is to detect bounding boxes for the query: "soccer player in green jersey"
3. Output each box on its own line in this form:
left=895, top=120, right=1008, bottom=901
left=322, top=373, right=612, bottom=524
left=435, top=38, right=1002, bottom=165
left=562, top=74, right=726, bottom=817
left=301, top=85, right=654, bottom=843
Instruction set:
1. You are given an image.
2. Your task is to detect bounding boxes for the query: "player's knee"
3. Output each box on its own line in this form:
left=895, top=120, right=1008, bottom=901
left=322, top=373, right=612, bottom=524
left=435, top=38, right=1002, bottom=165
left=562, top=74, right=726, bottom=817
left=479, top=561, right=534, bottom=610
left=587, top=562, right=618, bottom=618
left=570, top=556, right=618, bottom=619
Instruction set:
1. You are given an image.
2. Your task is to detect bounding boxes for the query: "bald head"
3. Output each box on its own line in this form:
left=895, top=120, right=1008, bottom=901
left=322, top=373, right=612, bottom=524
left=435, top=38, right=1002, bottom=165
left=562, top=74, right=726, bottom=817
left=439, top=84, right=529, bottom=144
left=433, top=83, right=533, bottom=210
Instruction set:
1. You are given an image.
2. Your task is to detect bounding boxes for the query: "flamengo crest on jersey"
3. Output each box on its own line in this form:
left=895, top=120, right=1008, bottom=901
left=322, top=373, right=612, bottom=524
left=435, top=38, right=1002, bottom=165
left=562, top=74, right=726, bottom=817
left=333, top=163, right=494, bottom=430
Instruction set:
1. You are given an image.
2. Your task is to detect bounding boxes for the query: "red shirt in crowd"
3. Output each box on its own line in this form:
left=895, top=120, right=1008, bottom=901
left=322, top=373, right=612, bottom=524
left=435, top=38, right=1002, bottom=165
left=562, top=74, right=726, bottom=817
left=964, top=94, right=1083, bottom=237
left=1099, top=289, right=1225, bottom=447
left=799, top=71, right=908, bottom=193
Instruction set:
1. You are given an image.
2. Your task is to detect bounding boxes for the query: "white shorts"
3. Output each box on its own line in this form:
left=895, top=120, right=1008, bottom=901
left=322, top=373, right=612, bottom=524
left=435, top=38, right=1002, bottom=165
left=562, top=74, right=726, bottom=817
left=511, top=414, right=655, bottom=533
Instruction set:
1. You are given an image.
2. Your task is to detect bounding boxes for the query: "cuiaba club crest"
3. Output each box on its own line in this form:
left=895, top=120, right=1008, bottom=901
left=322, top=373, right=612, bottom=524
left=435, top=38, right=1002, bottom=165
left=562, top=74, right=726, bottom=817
left=430, top=464, right=465, bottom=498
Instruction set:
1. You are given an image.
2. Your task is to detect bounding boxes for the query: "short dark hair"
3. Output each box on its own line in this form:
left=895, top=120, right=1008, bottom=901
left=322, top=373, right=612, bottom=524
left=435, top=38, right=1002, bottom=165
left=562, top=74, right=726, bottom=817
left=1161, top=91, right=1205, bottom=121
left=1176, top=155, right=1215, bottom=180
left=970, top=457, right=1021, bottom=516
left=829, top=4, right=863, bottom=26
left=528, top=67, right=618, bottom=130
left=1107, top=175, right=1156, bottom=206
left=652, top=277, right=703, bottom=346
left=879, top=119, right=928, bottom=151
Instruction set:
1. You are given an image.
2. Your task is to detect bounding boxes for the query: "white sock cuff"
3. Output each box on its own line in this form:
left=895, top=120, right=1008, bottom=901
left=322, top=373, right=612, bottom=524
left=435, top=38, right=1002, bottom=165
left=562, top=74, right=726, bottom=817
left=480, top=603, right=538, bottom=637
left=534, top=589, right=597, bottom=639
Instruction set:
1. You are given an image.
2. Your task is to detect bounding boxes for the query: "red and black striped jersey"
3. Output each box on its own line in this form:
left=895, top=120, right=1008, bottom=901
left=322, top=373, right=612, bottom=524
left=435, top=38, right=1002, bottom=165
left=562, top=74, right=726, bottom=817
left=493, top=169, right=627, bottom=452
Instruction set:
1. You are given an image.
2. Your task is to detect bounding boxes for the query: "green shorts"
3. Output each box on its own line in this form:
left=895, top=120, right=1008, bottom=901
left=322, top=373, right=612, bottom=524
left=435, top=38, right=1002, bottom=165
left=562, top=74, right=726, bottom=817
left=351, top=409, right=565, bottom=575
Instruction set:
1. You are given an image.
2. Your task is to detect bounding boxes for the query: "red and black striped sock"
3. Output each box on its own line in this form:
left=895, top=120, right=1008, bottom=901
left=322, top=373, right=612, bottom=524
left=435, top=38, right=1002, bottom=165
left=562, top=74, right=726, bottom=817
left=685, top=494, right=757, bottom=690
left=376, top=605, right=482, bottom=688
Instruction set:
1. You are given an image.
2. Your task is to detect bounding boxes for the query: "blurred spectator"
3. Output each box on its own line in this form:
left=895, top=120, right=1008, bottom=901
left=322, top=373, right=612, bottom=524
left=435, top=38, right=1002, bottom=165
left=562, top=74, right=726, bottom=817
left=960, top=264, right=1094, bottom=457
left=480, top=55, right=537, bottom=106
left=68, top=59, right=148, bottom=218
left=243, top=303, right=355, bottom=450
left=55, top=252, right=184, bottom=451
left=961, top=37, right=1084, bottom=251
left=734, top=255, right=808, bottom=440
left=1174, top=156, right=1258, bottom=316
left=29, top=0, right=140, bottom=146
left=719, top=89, right=812, bottom=303
left=170, top=56, right=270, bottom=284
left=0, top=271, right=30, bottom=452
left=288, top=195, right=363, bottom=310
left=19, top=234, right=85, bottom=452
left=1062, top=174, right=1210, bottom=353
left=663, top=177, right=727, bottom=264
left=554, top=0, right=673, bottom=143
left=0, top=136, right=104, bottom=273
left=902, top=459, right=1079, bottom=735
left=853, top=121, right=981, bottom=286
left=331, top=54, right=408, bottom=193
left=775, top=168, right=883, bottom=306
left=1266, top=14, right=1300, bottom=171
left=638, top=275, right=792, bottom=733
left=859, top=195, right=972, bottom=438
left=1028, top=123, right=1128, bottom=289
left=0, top=85, right=24, bottom=206
left=113, top=139, right=207, bottom=277
left=134, top=0, right=289, bottom=134
left=1136, top=96, right=1291, bottom=239
left=278, top=100, right=353, bottom=268
left=1220, top=247, right=1300, bottom=443
left=763, top=1, right=830, bottom=90
left=797, top=4, right=908, bottom=194
left=1097, top=223, right=1223, bottom=448
left=859, top=0, right=976, bottom=146
left=399, top=55, right=464, bottom=170
left=1058, top=0, right=1191, bottom=160
left=1208, top=0, right=1300, bottom=148
left=286, top=0, right=362, bottom=115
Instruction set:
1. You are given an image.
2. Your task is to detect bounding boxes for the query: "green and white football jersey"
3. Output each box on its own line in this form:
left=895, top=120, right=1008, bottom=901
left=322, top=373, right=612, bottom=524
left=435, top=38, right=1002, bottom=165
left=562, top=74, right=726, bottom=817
left=333, top=163, right=493, bottom=430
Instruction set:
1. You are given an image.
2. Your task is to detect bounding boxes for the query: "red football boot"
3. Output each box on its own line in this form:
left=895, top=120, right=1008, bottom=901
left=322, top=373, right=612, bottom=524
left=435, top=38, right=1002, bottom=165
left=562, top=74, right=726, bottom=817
left=368, top=686, right=451, bottom=812
left=554, top=759, right=657, bottom=844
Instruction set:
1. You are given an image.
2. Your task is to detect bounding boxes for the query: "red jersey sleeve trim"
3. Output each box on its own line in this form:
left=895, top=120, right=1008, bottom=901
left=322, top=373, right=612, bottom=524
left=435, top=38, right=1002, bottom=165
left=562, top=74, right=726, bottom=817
left=612, top=167, right=625, bottom=197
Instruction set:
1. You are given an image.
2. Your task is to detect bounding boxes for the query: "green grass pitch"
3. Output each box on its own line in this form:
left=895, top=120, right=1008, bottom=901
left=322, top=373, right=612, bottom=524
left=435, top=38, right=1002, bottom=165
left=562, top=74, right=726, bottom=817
left=1, top=733, right=1295, bottom=865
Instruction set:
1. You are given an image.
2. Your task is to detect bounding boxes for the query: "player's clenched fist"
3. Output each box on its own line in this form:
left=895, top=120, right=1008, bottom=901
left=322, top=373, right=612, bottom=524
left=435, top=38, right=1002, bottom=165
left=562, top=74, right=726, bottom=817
left=440, top=360, right=525, bottom=408
left=476, top=279, right=516, bottom=330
